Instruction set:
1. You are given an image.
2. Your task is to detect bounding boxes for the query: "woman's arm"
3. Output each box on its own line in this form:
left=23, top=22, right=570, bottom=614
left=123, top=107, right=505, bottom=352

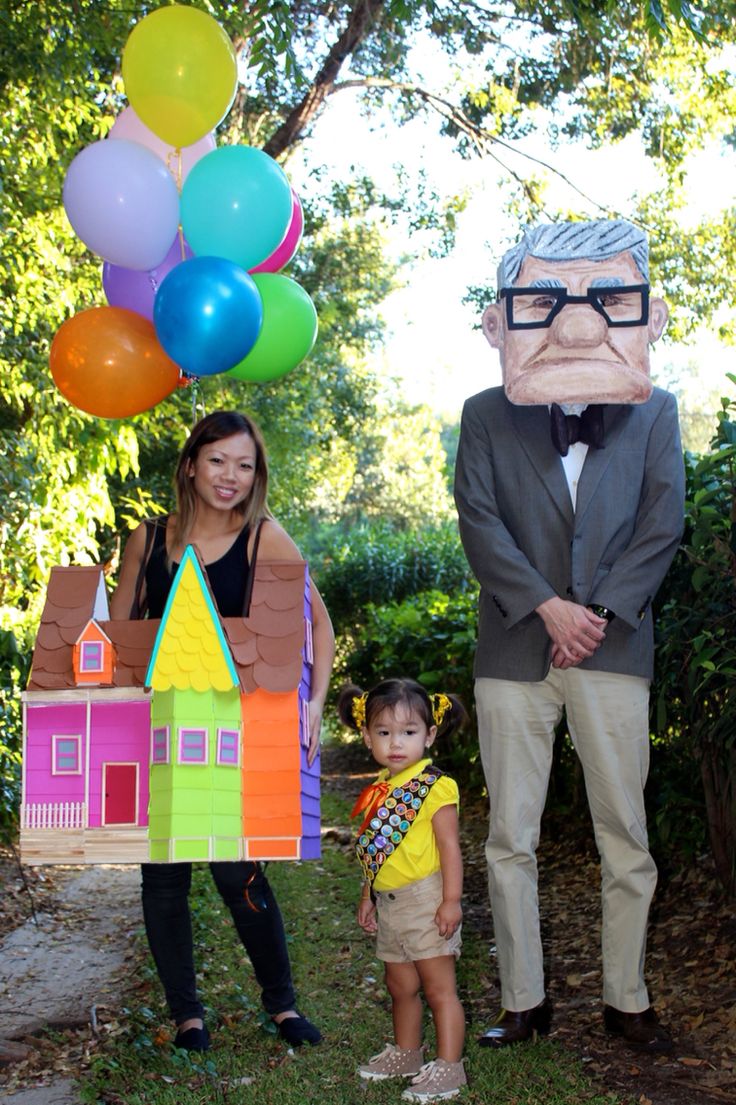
left=256, top=521, right=335, bottom=765
left=109, top=522, right=150, bottom=620
left=432, top=803, right=463, bottom=938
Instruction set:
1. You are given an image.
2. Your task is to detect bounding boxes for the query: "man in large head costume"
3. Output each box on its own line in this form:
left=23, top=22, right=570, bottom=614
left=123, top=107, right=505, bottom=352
left=454, top=219, right=684, bottom=1052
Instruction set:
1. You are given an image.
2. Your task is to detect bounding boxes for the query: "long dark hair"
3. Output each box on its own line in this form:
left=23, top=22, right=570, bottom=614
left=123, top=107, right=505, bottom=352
left=171, top=410, right=271, bottom=553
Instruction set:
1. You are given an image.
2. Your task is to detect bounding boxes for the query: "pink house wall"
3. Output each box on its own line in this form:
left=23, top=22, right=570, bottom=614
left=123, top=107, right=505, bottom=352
left=87, top=702, right=150, bottom=827
left=24, top=700, right=151, bottom=828
left=24, top=703, right=87, bottom=805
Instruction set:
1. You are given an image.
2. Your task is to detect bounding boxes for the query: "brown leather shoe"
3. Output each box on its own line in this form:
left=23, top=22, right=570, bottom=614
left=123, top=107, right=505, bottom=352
left=603, top=1005, right=673, bottom=1054
left=477, top=998, right=552, bottom=1047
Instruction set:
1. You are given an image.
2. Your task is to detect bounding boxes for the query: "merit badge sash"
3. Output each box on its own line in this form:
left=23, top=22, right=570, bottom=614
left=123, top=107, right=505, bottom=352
left=355, top=766, right=445, bottom=885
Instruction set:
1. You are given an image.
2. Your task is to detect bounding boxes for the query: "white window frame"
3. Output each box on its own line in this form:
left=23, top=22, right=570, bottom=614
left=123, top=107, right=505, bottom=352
left=178, top=727, right=208, bottom=765
left=216, top=727, right=240, bottom=767
left=52, top=734, right=82, bottom=775
left=151, top=725, right=170, bottom=766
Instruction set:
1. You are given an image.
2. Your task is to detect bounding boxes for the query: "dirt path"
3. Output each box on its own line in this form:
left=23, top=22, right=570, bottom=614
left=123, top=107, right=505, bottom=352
left=0, top=861, right=141, bottom=1104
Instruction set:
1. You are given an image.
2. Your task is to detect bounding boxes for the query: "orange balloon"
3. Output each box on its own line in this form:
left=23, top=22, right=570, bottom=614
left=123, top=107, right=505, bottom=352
left=50, top=307, right=181, bottom=418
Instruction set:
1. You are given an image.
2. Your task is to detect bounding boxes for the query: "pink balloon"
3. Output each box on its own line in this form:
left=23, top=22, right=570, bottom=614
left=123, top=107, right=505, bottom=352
left=103, top=234, right=193, bottom=320
left=250, top=190, right=303, bottom=274
left=109, top=106, right=216, bottom=184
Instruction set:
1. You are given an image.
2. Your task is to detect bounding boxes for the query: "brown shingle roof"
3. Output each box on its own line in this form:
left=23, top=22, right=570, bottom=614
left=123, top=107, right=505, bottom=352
left=27, top=559, right=307, bottom=696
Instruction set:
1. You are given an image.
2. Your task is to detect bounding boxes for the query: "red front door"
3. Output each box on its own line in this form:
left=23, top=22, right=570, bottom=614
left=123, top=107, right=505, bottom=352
left=103, top=763, right=138, bottom=825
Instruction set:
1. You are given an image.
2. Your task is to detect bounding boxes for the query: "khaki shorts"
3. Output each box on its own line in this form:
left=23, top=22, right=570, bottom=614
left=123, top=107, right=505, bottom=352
left=374, top=870, right=462, bottom=963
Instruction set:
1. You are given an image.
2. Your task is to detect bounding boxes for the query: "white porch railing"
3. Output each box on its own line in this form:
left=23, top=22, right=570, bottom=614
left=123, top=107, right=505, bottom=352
left=22, top=802, right=86, bottom=830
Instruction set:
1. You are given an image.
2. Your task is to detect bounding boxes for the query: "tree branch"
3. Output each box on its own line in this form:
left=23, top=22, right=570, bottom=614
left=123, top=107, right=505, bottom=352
left=262, top=0, right=386, bottom=159
left=331, top=75, right=626, bottom=219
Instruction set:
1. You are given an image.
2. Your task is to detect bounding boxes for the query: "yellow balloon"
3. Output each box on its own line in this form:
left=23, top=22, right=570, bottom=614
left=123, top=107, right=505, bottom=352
left=122, top=5, right=238, bottom=148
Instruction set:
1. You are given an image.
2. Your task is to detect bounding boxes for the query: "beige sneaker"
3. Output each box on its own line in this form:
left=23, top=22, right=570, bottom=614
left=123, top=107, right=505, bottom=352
left=401, top=1058, right=467, bottom=1101
left=358, top=1042, right=425, bottom=1081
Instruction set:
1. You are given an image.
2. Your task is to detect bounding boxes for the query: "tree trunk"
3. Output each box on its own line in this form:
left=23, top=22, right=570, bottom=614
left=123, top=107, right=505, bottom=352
left=700, top=739, right=736, bottom=898
left=263, top=0, right=386, bottom=160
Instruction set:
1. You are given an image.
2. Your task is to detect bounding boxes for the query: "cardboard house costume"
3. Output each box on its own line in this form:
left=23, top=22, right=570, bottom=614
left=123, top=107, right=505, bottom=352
left=20, top=547, right=320, bottom=865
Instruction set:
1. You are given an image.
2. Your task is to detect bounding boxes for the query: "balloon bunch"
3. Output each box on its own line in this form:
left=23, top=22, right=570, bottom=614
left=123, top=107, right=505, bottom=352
left=50, top=4, right=318, bottom=420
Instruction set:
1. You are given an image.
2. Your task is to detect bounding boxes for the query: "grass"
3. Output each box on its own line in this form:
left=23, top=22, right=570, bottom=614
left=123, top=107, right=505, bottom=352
left=79, top=791, right=628, bottom=1105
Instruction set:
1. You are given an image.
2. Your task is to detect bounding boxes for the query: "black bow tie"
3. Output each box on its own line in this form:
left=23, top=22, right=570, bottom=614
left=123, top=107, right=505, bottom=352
left=550, top=403, right=605, bottom=457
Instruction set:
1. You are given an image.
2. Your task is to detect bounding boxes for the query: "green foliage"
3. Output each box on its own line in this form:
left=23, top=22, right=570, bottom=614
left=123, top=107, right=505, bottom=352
left=338, top=587, right=481, bottom=784
left=0, top=627, right=29, bottom=845
left=654, top=380, right=736, bottom=894
left=311, top=520, right=475, bottom=633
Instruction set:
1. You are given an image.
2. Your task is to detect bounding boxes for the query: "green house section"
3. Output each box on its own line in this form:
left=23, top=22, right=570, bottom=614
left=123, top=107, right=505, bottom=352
left=148, top=685, right=243, bottom=862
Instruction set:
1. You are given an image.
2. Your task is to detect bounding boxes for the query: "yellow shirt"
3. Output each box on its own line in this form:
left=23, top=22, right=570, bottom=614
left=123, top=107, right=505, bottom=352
left=369, top=758, right=459, bottom=892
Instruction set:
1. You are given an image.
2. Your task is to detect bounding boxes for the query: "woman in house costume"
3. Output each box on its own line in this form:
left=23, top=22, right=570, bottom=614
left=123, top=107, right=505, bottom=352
left=338, top=678, right=467, bottom=1102
left=111, top=410, right=334, bottom=1051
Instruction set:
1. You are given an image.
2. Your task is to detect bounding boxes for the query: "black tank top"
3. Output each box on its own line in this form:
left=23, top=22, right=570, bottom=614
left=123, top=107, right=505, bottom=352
left=144, top=519, right=252, bottom=618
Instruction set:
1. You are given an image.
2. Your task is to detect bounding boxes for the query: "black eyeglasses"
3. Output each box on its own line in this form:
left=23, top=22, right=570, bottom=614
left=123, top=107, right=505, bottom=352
left=500, top=284, right=650, bottom=330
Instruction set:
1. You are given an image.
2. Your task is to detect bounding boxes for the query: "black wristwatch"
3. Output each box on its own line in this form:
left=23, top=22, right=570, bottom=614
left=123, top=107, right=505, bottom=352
left=589, top=604, right=615, bottom=623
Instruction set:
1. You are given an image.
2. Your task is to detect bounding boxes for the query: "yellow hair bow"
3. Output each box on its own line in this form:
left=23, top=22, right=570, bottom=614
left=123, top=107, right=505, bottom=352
left=352, top=692, right=368, bottom=729
left=431, top=693, right=452, bottom=727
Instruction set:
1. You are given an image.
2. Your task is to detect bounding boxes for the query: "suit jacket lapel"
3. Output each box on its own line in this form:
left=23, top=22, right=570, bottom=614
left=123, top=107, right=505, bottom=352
left=508, top=403, right=574, bottom=526
left=575, top=404, right=631, bottom=522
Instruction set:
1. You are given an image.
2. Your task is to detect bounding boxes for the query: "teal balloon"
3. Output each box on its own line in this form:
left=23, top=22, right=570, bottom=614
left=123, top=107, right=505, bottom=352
left=226, top=274, right=318, bottom=383
left=181, top=146, right=292, bottom=270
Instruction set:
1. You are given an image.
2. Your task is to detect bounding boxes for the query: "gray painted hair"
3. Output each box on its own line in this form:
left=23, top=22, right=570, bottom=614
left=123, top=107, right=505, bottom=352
left=498, top=219, right=649, bottom=290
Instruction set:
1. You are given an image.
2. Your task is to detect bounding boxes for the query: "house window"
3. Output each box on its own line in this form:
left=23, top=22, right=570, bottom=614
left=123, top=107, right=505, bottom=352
left=217, top=728, right=240, bottom=766
left=151, top=726, right=170, bottom=765
left=178, top=727, right=208, bottom=765
left=52, top=734, right=81, bottom=775
left=80, top=641, right=104, bottom=673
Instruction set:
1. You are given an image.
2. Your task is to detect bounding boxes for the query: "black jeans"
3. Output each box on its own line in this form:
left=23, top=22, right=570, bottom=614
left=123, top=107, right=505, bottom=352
left=141, top=861, right=296, bottom=1025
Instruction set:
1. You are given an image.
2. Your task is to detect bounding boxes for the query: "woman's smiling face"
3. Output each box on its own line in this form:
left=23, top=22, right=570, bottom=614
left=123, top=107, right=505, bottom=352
left=187, top=431, right=257, bottom=511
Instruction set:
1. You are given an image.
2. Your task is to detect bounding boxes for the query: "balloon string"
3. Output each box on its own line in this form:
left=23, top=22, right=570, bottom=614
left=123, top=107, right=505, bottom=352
left=189, top=377, right=206, bottom=427
left=174, top=148, right=187, bottom=262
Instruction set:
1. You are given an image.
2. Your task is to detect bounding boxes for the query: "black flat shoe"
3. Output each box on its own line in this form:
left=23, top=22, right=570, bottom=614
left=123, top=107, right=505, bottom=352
left=174, top=1024, right=210, bottom=1052
left=274, top=1013, right=322, bottom=1046
left=477, top=998, right=552, bottom=1047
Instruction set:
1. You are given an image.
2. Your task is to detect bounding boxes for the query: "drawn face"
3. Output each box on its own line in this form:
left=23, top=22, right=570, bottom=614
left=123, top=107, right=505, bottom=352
left=482, top=250, right=669, bottom=405
left=363, top=704, right=437, bottom=777
left=187, top=431, right=257, bottom=512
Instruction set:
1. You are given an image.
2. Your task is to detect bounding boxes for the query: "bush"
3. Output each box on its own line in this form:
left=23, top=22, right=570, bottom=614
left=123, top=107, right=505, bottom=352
left=0, top=627, right=29, bottom=843
left=336, top=588, right=481, bottom=786
left=653, top=390, right=736, bottom=895
left=307, top=520, right=475, bottom=634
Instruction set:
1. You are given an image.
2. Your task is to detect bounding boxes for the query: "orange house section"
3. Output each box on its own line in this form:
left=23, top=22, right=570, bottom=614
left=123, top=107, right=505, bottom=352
left=73, top=622, right=115, bottom=686
left=241, top=688, right=302, bottom=859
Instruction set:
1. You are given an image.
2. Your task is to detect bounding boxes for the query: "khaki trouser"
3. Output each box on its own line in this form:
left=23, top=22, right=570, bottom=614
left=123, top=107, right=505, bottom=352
left=475, top=669, right=656, bottom=1013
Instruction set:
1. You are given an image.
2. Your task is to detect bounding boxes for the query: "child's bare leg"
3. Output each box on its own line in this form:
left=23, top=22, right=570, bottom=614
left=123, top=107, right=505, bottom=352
left=385, top=961, right=423, bottom=1050
left=416, top=955, right=465, bottom=1062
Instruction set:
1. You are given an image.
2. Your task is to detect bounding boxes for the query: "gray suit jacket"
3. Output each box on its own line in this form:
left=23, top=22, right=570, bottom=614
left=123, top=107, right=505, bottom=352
left=454, top=386, right=685, bottom=682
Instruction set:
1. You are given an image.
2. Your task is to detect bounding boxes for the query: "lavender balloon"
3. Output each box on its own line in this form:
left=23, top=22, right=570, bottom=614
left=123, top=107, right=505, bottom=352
left=103, top=235, right=193, bottom=320
left=63, top=138, right=180, bottom=270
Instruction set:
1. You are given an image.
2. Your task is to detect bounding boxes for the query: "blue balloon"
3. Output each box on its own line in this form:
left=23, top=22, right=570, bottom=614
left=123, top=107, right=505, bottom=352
left=153, top=256, right=263, bottom=377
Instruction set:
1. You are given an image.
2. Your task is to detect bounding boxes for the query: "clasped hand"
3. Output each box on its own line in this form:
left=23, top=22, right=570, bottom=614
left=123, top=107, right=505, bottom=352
left=536, top=596, right=607, bottom=669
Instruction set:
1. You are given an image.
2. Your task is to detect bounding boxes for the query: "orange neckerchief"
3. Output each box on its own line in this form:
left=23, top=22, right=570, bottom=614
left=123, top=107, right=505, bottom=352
left=350, top=778, right=391, bottom=835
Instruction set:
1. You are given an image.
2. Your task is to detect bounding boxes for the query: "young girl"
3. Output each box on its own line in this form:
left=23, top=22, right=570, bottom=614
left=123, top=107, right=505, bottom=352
left=337, top=679, right=467, bottom=1102
left=111, top=410, right=334, bottom=1051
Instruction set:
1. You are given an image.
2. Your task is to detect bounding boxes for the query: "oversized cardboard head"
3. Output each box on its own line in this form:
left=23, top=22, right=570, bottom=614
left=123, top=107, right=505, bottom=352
left=482, top=220, right=669, bottom=405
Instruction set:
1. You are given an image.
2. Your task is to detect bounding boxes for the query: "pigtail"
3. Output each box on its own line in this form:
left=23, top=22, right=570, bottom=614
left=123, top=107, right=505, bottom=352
left=432, top=693, right=468, bottom=739
left=337, top=683, right=367, bottom=731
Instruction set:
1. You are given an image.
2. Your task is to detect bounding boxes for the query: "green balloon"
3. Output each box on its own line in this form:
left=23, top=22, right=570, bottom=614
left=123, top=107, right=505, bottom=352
left=226, top=273, right=317, bottom=383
